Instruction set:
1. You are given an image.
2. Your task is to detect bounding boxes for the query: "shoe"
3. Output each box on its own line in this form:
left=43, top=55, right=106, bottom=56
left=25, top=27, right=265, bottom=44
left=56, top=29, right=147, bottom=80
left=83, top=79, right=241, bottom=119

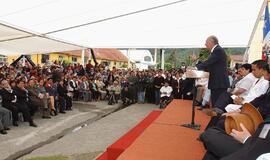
left=29, top=122, right=38, bottom=127
left=194, top=100, right=202, bottom=106
left=0, top=130, right=7, bottom=135
left=13, top=121, right=18, bottom=127
left=42, top=116, right=51, bottom=119
left=4, top=127, right=10, bottom=130
left=59, top=111, right=66, bottom=114
left=202, top=108, right=217, bottom=117
left=197, top=106, right=204, bottom=110
left=54, top=110, right=58, bottom=116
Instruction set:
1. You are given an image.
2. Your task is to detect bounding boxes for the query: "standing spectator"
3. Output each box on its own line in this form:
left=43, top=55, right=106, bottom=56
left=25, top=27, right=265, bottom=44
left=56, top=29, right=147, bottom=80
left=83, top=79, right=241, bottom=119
left=86, top=60, right=93, bottom=74
left=172, top=72, right=183, bottom=99
left=153, top=70, right=165, bottom=105
left=145, top=72, right=155, bottom=103
left=127, top=71, right=138, bottom=103
left=137, top=72, right=147, bottom=103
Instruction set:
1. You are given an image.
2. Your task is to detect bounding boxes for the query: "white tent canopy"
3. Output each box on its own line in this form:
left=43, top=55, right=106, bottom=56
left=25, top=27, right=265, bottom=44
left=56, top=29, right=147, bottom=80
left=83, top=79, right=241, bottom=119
left=0, top=0, right=264, bottom=54
left=0, top=22, right=84, bottom=55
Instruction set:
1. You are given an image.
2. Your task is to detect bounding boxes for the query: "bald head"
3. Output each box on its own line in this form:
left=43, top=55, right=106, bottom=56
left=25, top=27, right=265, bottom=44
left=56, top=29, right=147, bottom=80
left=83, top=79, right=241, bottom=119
left=205, top=35, right=219, bottom=51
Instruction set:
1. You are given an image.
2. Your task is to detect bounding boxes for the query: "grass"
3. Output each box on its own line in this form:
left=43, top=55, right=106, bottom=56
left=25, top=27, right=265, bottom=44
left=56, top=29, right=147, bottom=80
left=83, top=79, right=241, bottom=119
left=26, top=155, right=70, bottom=160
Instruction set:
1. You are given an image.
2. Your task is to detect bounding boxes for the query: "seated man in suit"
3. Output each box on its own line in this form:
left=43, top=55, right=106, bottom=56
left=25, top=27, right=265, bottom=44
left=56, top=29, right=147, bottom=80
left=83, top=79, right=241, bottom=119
left=27, top=79, right=51, bottom=118
left=201, top=116, right=270, bottom=160
left=14, top=80, right=38, bottom=117
left=0, top=105, right=12, bottom=135
left=1, top=79, right=37, bottom=127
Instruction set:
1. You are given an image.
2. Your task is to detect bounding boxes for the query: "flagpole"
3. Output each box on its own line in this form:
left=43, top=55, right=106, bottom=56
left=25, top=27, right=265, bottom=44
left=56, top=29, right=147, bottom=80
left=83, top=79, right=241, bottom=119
left=244, top=0, right=268, bottom=62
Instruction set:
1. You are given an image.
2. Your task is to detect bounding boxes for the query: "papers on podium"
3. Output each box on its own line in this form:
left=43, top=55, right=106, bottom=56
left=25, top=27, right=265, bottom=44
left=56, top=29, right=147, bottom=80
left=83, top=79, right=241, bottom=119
left=185, top=69, right=209, bottom=79
left=225, top=104, right=242, bottom=112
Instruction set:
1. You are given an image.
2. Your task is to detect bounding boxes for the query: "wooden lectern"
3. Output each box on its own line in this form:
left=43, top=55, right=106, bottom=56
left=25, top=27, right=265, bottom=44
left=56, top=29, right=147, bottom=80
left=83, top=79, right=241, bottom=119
left=181, top=69, right=209, bottom=130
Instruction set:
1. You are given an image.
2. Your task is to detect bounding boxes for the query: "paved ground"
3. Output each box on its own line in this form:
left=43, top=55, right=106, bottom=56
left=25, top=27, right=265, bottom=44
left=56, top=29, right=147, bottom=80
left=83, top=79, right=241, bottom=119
left=21, top=103, right=157, bottom=160
left=0, top=101, right=122, bottom=160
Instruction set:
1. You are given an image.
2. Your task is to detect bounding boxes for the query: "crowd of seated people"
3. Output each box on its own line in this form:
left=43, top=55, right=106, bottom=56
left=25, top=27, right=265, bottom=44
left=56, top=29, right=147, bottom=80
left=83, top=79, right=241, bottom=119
left=0, top=59, right=201, bottom=135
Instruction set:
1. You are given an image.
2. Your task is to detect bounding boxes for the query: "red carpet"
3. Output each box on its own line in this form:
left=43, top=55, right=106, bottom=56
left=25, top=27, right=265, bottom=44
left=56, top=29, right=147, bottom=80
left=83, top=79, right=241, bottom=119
left=96, top=110, right=162, bottom=160
left=118, top=100, right=210, bottom=160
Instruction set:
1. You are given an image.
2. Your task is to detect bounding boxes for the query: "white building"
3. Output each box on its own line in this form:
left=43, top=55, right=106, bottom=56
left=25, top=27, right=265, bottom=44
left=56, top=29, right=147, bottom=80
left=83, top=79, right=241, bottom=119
left=120, top=49, right=155, bottom=70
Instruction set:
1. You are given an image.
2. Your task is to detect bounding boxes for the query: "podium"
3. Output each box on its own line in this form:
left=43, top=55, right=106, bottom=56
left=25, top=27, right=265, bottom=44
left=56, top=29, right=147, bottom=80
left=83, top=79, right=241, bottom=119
left=181, top=69, right=209, bottom=130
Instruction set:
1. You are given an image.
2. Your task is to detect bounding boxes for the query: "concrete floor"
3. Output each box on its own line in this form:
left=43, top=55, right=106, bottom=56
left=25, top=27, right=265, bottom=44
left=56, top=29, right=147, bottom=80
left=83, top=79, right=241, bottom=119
left=21, top=103, right=157, bottom=160
left=0, top=101, right=122, bottom=160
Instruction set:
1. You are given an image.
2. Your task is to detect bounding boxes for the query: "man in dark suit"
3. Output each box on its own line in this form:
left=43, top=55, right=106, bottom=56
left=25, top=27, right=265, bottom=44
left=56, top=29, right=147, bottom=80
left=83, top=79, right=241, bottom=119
left=171, top=72, right=183, bottom=99
left=200, top=86, right=270, bottom=160
left=1, top=80, right=37, bottom=127
left=14, top=80, right=38, bottom=117
left=221, top=120, right=270, bottom=160
left=201, top=118, right=270, bottom=160
left=196, top=36, right=230, bottom=106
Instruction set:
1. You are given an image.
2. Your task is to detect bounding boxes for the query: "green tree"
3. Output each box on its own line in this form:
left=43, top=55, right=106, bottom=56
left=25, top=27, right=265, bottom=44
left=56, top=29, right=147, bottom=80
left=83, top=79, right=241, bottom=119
left=164, top=63, right=172, bottom=70
left=199, top=48, right=209, bottom=61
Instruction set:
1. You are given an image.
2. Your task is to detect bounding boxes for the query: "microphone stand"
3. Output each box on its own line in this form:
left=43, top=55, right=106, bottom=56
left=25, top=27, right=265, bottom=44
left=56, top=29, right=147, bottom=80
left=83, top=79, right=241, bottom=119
left=181, top=82, right=201, bottom=130
left=180, top=69, right=208, bottom=131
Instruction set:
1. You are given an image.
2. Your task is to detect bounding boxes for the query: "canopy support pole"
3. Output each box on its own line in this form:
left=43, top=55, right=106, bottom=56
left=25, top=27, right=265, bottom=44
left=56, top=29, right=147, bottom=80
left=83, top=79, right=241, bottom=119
left=81, top=49, right=85, bottom=67
left=160, top=49, right=165, bottom=70
left=154, top=48, right=157, bottom=69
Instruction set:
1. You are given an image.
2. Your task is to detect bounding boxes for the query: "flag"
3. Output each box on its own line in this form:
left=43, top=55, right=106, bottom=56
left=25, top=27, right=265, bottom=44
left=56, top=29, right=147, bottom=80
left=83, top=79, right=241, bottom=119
left=263, top=3, right=270, bottom=61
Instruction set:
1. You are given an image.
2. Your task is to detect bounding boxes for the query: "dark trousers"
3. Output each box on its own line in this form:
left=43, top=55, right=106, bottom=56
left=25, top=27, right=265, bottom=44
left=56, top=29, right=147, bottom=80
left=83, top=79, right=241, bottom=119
left=65, top=96, right=72, bottom=109
left=214, top=92, right=233, bottom=111
left=200, top=128, right=243, bottom=160
left=58, top=96, right=66, bottom=111
left=26, top=102, right=38, bottom=116
left=17, top=102, right=33, bottom=122
left=211, top=88, right=227, bottom=107
left=4, top=104, right=19, bottom=122
left=205, top=115, right=225, bottom=130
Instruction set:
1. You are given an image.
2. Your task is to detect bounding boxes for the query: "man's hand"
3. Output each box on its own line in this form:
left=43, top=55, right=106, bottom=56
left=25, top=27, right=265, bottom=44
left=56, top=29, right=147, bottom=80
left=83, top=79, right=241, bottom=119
left=233, top=97, right=244, bottom=105
left=230, top=123, right=251, bottom=143
left=190, top=54, right=197, bottom=61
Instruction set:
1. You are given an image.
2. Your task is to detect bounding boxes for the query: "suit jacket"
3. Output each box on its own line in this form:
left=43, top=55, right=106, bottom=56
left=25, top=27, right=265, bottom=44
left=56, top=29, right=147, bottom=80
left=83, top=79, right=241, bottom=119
left=27, top=86, right=42, bottom=104
left=222, top=120, right=270, bottom=160
left=196, top=45, right=230, bottom=90
left=171, top=78, right=182, bottom=94
left=57, top=84, right=68, bottom=98
left=14, top=87, right=28, bottom=103
left=250, top=87, right=270, bottom=119
left=0, top=88, right=17, bottom=108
